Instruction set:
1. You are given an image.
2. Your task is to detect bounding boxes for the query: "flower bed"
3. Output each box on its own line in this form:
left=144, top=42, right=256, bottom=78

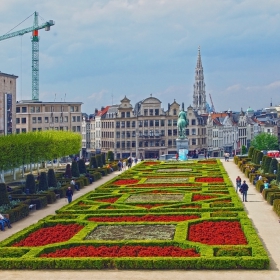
left=0, top=159, right=269, bottom=270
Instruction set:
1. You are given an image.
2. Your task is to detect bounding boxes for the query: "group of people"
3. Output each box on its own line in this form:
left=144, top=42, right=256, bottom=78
left=224, top=152, right=230, bottom=162
left=235, top=176, right=249, bottom=202
left=117, top=157, right=137, bottom=171
left=0, top=213, right=12, bottom=231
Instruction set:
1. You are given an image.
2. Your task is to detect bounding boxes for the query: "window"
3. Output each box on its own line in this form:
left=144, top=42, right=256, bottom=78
left=22, top=107, right=27, bottom=113
left=116, top=122, right=120, bottom=128
left=30, top=106, right=35, bottom=113
left=72, top=116, right=76, bottom=122
left=55, top=117, right=59, bottom=123
left=38, top=128, right=42, bottom=131
left=16, top=107, right=20, bottom=113
left=16, top=129, right=20, bottom=134
left=126, top=121, right=130, bottom=128
left=173, top=109, right=177, bottom=115
left=192, top=128, right=196, bottom=135
left=192, top=139, right=196, bottom=145
left=116, top=142, right=120, bottom=148
left=155, top=120, right=159, bottom=126
left=168, top=140, right=172, bottom=146
left=155, top=109, right=159, bottom=116
left=127, top=141, right=131, bottom=148
left=191, top=119, right=196, bottom=125
left=121, top=132, right=125, bottom=138
left=121, top=141, right=125, bottom=149
left=168, top=120, right=172, bottom=126
left=132, top=131, right=136, bottom=137
left=173, top=129, right=177, bottom=136
left=138, top=120, right=143, bottom=127
left=144, top=109, right=148, bottom=116
left=77, top=116, right=81, bottom=122
left=77, top=126, right=81, bottom=132
left=60, top=116, right=63, bottom=123
left=38, top=117, right=42, bottom=123
left=186, top=129, right=189, bottom=135
left=45, top=117, right=49, bottom=123
left=22, top=128, right=26, bottom=133
left=36, top=107, right=40, bottom=113
left=132, top=141, right=136, bottom=147
left=149, top=130, right=154, bottom=137
left=132, top=121, right=135, bottom=128
left=121, top=121, right=125, bottom=128
left=64, top=116, right=68, bottom=122
left=150, top=120, right=154, bottom=126
left=168, top=130, right=172, bottom=136
left=149, top=109, right=153, bottom=116
left=16, top=118, right=20, bottom=124
left=70, top=106, right=74, bottom=112
left=144, top=120, right=148, bottom=127
left=126, top=112, right=130, bottom=117
left=32, top=117, right=36, bottom=124
left=161, top=130, right=165, bottom=136
left=173, top=120, right=177, bottom=126
left=126, top=131, right=131, bottom=138
left=161, top=120, right=165, bottom=126
left=72, top=126, right=76, bottom=132
left=161, top=140, right=165, bottom=146
left=32, top=128, right=36, bottom=131
left=121, top=112, right=125, bottom=118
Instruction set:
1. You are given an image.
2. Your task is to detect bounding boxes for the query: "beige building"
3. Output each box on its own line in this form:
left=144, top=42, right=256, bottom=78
left=0, top=72, right=18, bottom=135
left=16, top=101, right=83, bottom=133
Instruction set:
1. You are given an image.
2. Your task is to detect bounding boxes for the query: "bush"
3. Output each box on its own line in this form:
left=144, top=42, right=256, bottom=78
left=107, top=151, right=114, bottom=162
left=277, top=163, right=280, bottom=183
left=263, top=157, right=272, bottom=173
left=78, top=159, right=87, bottom=174
left=25, top=174, right=36, bottom=194
left=71, top=161, right=80, bottom=177
left=65, top=164, right=72, bottom=178
left=0, top=183, right=10, bottom=206
left=101, top=153, right=106, bottom=166
left=47, top=169, right=57, bottom=188
left=256, top=151, right=263, bottom=165
left=38, top=172, right=48, bottom=191
left=90, top=156, right=97, bottom=169
left=248, top=146, right=255, bottom=158
left=96, top=155, right=103, bottom=168
left=269, top=158, right=278, bottom=174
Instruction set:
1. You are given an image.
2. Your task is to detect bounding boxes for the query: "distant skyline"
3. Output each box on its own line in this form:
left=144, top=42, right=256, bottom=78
left=1, top=0, right=280, bottom=114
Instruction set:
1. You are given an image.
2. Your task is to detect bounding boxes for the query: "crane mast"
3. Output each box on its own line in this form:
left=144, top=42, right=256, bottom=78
left=0, top=12, right=55, bottom=100
left=209, top=93, right=216, bottom=113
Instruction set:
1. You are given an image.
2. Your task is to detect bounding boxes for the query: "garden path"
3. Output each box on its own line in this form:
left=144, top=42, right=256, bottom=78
left=1, top=160, right=280, bottom=280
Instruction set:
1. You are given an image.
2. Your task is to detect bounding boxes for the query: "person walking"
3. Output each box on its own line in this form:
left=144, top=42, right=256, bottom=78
left=66, top=186, right=73, bottom=203
left=117, top=160, right=122, bottom=171
left=240, top=180, right=249, bottom=202
left=236, top=176, right=241, bottom=192
left=122, top=160, right=126, bottom=170
left=175, top=153, right=179, bottom=161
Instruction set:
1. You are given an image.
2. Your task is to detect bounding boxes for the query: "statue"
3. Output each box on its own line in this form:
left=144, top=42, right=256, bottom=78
left=177, top=110, right=189, bottom=139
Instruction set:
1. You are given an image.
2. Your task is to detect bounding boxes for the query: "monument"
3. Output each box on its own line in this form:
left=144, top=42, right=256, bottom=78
left=176, top=109, right=189, bottom=160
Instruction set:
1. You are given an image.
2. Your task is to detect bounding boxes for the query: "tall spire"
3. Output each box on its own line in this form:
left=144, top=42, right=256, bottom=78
left=193, top=46, right=206, bottom=114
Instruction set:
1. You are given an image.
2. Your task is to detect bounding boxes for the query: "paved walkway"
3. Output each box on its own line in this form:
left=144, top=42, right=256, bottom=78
left=1, top=160, right=280, bottom=280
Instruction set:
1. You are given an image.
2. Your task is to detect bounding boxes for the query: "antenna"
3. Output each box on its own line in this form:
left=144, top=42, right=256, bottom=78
left=64, top=93, right=66, bottom=102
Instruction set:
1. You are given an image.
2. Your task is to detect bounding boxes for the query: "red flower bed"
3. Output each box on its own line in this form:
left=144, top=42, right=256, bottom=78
left=180, top=205, right=201, bottom=209
left=192, top=194, right=217, bottom=201
left=95, top=197, right=119, bottom=203
left=199, top=161, right=217, bottom=164
left=196, top=177, right=224, bottom=182
left=88, top=214, right=199, bottom=222
left=114, top=179, right=139, bottom=185
left=131, top=183, right=200, bottom=188
left=40, top=245, right=200, bottom=258
left=13, top=224, right=83, bottom=247
left=144, top=162, right=161, bottom=165
left=188, top=221, right=247, bottom=245
left=135, top=204, right=165, bottom=209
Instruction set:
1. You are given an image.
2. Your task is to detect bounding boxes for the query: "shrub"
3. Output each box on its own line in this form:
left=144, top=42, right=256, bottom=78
left=65, top=164, right=72, bottom=178
left=248, top=146, right=255, bottom=158
left=264, top=157, right=272, bottom=173
left=269, top=158, right=278, bottom=174
left=0, top=183, right=10, bottom=206
left=90, top=156, right=97, bottom=168
left=47, top=169, right=57, bottom=188
left=71, top=161, right=80, bottom=178
left=101, top=153, right=106, bottom=166
left=38, top=172, right=48, bottom=191
left=277, top=163, right=280, bottom=183
left=241, top=145, right=247, bottom=155
left=107, top=151, right=114, bottom=162
left=78, top=159, right=87, bottom=174
left=256, top=151, right=263, bottom=165
left=25, top=174, right=36, bottom=194
left=96, top=155, right=103, bottom=168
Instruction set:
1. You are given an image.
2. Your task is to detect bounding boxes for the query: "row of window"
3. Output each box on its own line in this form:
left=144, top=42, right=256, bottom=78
left=15, top=126, right=80, bottom=133
left=16, top=116, right=81, bottom=124
left=16, top=105, right=80, bottom=113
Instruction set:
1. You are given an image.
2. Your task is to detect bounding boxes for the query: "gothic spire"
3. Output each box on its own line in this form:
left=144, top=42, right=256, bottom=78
left=193, top=46, right=206, bottom=114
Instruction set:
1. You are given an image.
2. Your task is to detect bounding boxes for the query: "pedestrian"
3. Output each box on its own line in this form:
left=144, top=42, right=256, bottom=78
left=258, top=175, right=262, bottom=181
left=117, top=160, right=122, bottom=171
left=207, top=153, right=210, bottom=159
left=66, top=186, right=73, bottom=203
left=127, top=157, right=132, bottom=168
left=70, top=179, right=80, bottom=191
left=263, top=180, right=269, bottom=190
left=236, top=176, right=241, bottom=192
left=122, top=160, right=126, bottom=170
left=0, top=213, right=12, bottom=231
left=175, top=153, right=179, bottom=161
left=240, top=180, right=249, bottom=202
left=134, top=158, right=138, bottom=164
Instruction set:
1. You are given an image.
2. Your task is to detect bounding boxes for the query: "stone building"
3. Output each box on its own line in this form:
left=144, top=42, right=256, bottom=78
left=0, top=72, right=18, bottom=135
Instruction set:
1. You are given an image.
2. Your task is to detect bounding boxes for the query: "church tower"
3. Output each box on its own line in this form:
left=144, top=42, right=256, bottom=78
left=193, top=46, right=206, bottom=114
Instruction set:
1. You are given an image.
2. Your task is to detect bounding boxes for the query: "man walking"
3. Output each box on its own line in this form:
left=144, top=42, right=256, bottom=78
left=240, top=180, right=249, bottom=202
left=66, top=186, right=73, bottom=203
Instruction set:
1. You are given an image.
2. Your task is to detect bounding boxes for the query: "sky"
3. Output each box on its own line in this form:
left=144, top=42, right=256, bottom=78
left=1, top=0, right=280, bottom=114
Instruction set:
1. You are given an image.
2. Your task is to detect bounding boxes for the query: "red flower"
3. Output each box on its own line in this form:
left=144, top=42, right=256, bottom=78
left=40, top=245, right=200, bottom=258
left=192, top=194, right=217, bottom=201
left=188, top=221, right=247, bottom=245
left=114, top=179, right=139, bottom=185
left=95, top=197, right=119, bottom=203
left=196, top=177, right=224, bottom=182
left=13, top=224, right=83, bottom=247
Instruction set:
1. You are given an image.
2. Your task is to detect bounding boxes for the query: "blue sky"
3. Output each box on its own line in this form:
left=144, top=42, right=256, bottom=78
left=0, top=0, right=280, bottom=114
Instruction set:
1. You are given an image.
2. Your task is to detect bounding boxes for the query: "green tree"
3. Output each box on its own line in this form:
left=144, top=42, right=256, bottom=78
left=256, top=151, right=264, bottom=165
left=0, top=183, right=10, bottom=206
left=96, top=155, right=103, bottom=168
left=248, top=146, right=255, bottom=158
left=25, top=174, right=36, bottom=194
left=38, top=172, right=48, bottom=191
left=264, top=157, right=272, bottom=173
left=78, top=159, right=87, bottom=174
left=47, top=169, right=57, bottom=188
left=241, top=145, right=247, bottom=155
left=107, top=151, right=114, bottom=162
left=251, top=132, right=279, bottom=151
left=65, top=164, right=72, bottom=178
left=71, top=161, right=80, bottom=177
left=90, top=156, right=97, bottom=168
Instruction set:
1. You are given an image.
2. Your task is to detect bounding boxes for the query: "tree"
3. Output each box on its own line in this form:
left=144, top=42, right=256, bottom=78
left=107, top=151, right=114, bottom=162
left=256, top=151, right=264, bottom=165
left=248, top=146, right=255, bottom=158
left=250, top=132, right=279, bottom=151
left=90, top=156, right=97, bottom=168
left=71, top=161, right=80, bottom=177
left=0, top=183, right=10, bottom=206
left=25, top=174, right=36, bottom=194
left=263, top=157, right=272, bottom=173
left=276, top=163, right=280, bottom=183
left=65, top=164, right=72, bottom=178
left=269, top=158, right=278, bottom=174
left=78, top=159, right=87, bottom=174
left=38, top=172, right=48, bottom=191
left=241, top=145, right=247, bottom=155
left=96, top=155, right=103, bottom=168
left=48, top=169, right=57, bottom=188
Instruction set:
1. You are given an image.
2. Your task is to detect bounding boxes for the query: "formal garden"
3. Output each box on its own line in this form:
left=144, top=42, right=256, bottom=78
left=0, top=158, right=269, bottom=270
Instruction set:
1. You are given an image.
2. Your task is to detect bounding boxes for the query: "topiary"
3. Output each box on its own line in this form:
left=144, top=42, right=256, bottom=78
left=38, top=172, right=48, bottom=191
left=264, top=156, right=272, bottom=173
left=78, top=159, right=87, bottom=174
left=269, top=158, right=278, bottom=174
left=101, top=153, right=106, bottom=166
left=107, top=151, right=114, bottom=162
left=276, top=163, right=280, bottom=183
left=47, top=169, right=57, bottom=188
left=241, top=145, right=247, bottom=155
left=248, top=146, right=255, bottom=158
left=90, top=156, right=97, bottom=168
left=71, top=161, right=80, bottom=177
left=25, top=173, right=36, bottom=194
left=65, top=164, right=72, bottom=178
left=96, top=155, right=103, bottom=168
left=256, top=151, right=263, bottom=165
left=0, top=183, right=10, bottom=206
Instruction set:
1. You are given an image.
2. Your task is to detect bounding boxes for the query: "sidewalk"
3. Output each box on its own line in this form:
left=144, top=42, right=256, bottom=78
left=1, top=160, right=280, bottom=280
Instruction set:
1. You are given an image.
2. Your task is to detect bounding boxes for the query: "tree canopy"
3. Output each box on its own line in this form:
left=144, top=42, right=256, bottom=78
left=250, top=132, right=279, bottom=151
